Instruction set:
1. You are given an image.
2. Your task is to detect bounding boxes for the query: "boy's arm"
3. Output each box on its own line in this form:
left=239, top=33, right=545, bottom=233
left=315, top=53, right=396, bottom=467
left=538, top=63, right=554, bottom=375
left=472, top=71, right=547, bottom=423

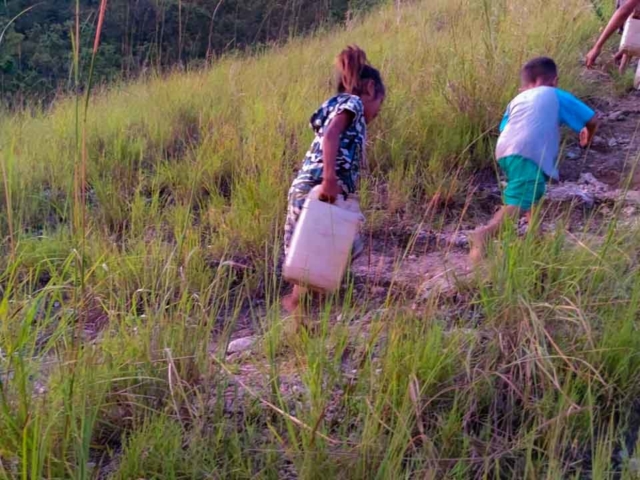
left=586, top=0, right=640, bottom=67
left=556, top=89, right=598, bottom=146
left=579, top=115, right=599, bottom=148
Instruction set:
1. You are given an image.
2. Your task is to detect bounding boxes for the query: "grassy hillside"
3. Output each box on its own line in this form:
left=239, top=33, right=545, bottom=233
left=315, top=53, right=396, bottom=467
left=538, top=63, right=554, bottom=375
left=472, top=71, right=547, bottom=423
left=7, top=0, right=640, bottom=478
left=2, top=0, right=599, bottom=257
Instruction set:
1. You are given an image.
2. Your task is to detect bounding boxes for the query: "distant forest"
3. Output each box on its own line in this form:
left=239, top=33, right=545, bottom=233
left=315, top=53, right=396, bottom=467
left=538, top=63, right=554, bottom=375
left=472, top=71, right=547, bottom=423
left=0, top=0, right=380, bottom=104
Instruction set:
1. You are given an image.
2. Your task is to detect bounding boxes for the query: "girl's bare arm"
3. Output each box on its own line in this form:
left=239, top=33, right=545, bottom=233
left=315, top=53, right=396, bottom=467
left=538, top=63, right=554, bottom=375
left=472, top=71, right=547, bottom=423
left=319, top=111, right=354, bottom=202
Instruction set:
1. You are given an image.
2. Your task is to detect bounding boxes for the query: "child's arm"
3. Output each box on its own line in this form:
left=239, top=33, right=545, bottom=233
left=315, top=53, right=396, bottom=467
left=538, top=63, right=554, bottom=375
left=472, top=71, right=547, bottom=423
left=580, top=116, right=599, bottom=148
left=586, top=0, right=640, bottom=67
left=557, top=90, right=597, bottom=147
left=319, top=111, right=354, bottom=203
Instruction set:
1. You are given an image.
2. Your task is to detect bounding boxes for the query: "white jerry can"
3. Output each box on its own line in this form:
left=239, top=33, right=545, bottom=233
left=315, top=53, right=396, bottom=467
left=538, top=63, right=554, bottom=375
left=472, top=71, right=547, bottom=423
left=620, top=16, right=640, bottom=57
left=283, top=186, right=363, bottom=293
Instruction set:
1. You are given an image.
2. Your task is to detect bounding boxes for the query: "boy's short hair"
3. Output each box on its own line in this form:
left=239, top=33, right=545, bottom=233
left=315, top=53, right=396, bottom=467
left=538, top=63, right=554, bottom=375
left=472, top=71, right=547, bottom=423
left=521, top=57, right=558, bottom=85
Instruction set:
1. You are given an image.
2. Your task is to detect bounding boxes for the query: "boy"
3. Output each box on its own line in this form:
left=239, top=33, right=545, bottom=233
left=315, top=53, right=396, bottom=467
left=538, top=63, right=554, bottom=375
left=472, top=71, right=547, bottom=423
left=469, top=57, right=599, bottom=263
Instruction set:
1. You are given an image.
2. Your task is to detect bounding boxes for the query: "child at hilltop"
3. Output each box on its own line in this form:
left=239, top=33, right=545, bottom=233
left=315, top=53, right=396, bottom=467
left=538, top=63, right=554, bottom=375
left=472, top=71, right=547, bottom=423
left=282, top=45, right=385, bottom=313
left=587, top=0, right=640, bottom=68
left=469, top=57, right=598, bottom=263
left=614, top=0, right=640, bottom=75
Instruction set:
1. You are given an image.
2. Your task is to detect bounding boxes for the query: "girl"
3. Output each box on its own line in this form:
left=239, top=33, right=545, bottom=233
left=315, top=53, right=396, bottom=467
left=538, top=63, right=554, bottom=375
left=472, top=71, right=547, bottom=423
left=282, top=45, right=385, bottom=313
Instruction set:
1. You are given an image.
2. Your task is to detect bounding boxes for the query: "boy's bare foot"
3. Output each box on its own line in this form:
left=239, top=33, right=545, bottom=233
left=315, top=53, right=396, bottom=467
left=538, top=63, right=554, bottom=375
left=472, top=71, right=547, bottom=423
left=468, top=230, right=485, bottom=266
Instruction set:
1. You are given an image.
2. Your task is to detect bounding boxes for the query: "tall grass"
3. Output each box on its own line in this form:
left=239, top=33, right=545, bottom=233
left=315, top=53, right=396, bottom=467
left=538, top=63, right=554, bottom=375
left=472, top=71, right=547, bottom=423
left=5, top=221, right=640, bottom=477
left=3, top=0, right=639, bottom=478
left=0, top=0, right=599, bottom=255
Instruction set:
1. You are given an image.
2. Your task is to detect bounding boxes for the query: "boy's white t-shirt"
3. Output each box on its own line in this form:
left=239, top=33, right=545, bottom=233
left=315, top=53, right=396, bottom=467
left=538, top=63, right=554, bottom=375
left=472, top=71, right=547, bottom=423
left=496, top=86, right=595, bottom=180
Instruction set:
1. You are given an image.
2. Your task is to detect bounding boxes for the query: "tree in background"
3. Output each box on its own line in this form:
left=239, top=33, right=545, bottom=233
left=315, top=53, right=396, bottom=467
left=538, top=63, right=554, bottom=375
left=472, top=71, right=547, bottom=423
left=0, top=0, right=380, bottom=104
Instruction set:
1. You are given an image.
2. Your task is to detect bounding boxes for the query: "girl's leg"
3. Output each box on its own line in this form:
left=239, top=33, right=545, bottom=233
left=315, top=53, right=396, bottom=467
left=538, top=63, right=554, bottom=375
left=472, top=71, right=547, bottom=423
left=282, top=285, right=307, bottom=313
left=284, top=237, right=361, bottom=314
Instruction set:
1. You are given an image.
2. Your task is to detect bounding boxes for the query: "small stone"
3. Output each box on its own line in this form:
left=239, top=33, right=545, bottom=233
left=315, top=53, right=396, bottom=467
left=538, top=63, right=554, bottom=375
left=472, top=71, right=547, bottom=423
left=622, top=190, right=640, bottom=204
left=449, top=234, right=469, bottom=248
left=34, top=380, right=47, bottom=395
left=547, top=184, right=595, bottom=208
left=579, top=173, right=608, bottom=192
left=226, top=336, right=257, bottom=354
left=219, top=261, right=249, bottom=270
left=608, top=110, right=626, bottom=121
left=608, top=137, right=619, bottom=148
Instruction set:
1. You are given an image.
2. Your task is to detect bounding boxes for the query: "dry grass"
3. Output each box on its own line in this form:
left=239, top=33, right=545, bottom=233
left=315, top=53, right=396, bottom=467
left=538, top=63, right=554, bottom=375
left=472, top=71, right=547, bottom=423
left=4, top=0, right=640, bottom=478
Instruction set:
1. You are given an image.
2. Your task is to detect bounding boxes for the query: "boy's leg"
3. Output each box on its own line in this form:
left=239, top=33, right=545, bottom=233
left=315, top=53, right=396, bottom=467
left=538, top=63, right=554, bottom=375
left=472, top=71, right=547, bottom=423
left=469, top=205, right=520, bottom=264
left=523, top=204, right=540, bottom=234
left=469, top=156, right=545, bottom=264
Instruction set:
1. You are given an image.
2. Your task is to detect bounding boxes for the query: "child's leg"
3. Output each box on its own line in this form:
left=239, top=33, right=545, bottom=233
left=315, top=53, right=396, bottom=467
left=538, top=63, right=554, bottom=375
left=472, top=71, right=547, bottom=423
left=469, top=205, right=520, bottom=264
left=619, top=53, right=631, bottom=75
left=469, top=156, right=546, bottom=264
left=523, top=205, right=541, bottom=235
left=282, top=285, right=307, bottom=313
left=282, top=183, right=312, bottom=313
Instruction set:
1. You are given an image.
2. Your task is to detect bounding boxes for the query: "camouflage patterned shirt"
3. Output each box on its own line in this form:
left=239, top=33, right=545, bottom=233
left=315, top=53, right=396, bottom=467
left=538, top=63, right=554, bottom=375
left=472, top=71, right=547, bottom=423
left=292, top=93, right=367, bottom=195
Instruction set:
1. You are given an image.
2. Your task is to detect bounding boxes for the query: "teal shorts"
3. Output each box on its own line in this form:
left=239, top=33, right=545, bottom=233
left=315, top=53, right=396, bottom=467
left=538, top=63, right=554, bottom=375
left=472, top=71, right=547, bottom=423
left=498, top=155, right=547, bottom=211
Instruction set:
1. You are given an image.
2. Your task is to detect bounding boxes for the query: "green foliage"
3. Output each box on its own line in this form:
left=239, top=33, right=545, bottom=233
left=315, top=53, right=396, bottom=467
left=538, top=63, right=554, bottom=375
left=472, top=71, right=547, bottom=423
left=4, top=222, right=640, bottom=478
left=0, top=0, right=383, bottom=103
left=0, top=0, right=600, bottom=257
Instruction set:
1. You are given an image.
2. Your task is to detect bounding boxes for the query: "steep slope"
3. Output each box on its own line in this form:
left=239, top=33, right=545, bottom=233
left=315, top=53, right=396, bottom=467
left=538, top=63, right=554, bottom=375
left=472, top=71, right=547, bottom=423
left=1, top=0, right=599, bottom=256
left=7, top=2, right=640, bottom=479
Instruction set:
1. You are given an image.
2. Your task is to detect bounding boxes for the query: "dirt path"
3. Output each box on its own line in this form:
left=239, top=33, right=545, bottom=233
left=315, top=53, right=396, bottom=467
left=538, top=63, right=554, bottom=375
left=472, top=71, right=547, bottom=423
left=347, top=88, right=640, bottom=306
left=205, top=86, right=640, bottom=480
left=561, top=89, right=640, bottom=188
